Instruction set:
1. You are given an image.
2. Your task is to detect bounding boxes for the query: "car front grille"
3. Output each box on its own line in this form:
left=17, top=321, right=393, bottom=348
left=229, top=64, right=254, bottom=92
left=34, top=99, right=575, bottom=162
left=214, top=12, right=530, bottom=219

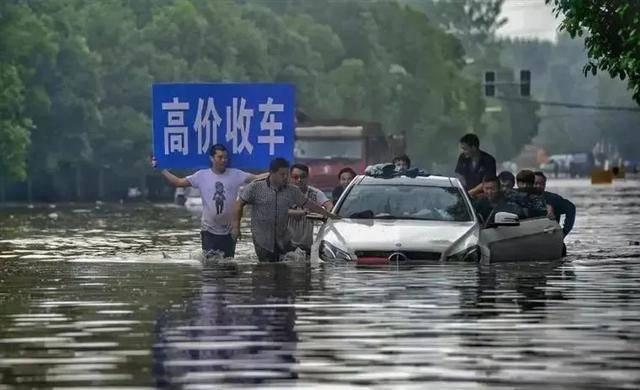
left=355, top=251, right=441, bottom=261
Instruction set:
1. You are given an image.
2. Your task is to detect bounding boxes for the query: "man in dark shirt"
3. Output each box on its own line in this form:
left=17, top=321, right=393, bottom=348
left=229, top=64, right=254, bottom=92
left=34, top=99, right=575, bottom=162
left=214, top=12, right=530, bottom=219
left=455, top=133, right=496, bottom=198
left=534, top=171, right=576, bottom=236
left=514, top=170, right=550, bottom=219
left=473, top=175, right=523, bottom=224
left=233, top=158, right=339, bottom=262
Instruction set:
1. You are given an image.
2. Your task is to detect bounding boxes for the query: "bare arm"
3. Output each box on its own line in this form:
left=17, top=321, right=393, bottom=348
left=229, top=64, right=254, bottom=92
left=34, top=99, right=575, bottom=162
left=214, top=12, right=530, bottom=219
left=322, top=200, right=334, bottom=211
left=304, top=200, right=339, bottom=219
left=245, top=172, right=269, bottom=184
left=288, top=208, right=307, bottom=217
left=160, top=169, right=191, bottom=187
left=231, top=199, right=247, bottom=240
left=546, top=204, right=556, bottom=220
left=151, top=157, right=191, bottom=187
left=468, top=183, right=484, bottom=197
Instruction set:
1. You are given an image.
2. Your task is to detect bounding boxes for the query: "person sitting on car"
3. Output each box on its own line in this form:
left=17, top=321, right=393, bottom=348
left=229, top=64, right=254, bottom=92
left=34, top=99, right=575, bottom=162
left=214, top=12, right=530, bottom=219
left=455, top=133, right=497, bottom=198
left=473, top=175, right=523, bottom=224
left=393, top=154, right=411, bottom=171
left=332, top=167, right=357, bottom=203
left=513, top=170, right=553, bottom=219
left=534, top=171, right=576, bottom=236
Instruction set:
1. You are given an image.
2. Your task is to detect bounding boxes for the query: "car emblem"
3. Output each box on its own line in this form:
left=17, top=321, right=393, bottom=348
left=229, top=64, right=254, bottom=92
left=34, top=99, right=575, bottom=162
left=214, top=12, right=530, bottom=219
left=395, top=243, right=402, bottom=248
left=388, top=252, right=408, bottom=262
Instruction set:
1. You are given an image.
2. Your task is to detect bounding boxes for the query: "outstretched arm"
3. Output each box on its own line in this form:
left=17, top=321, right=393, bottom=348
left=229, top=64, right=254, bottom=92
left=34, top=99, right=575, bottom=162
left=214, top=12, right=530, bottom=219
left=151, top=157, right=191, bottom=187
left=562, top=199, right=576, bottom=236
left=245, top=172, right=269, bottom=184
left=304, top=200, right=340, bottom=220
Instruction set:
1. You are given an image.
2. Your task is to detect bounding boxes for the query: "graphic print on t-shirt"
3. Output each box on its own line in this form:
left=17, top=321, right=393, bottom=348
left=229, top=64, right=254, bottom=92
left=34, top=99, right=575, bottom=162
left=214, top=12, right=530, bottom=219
left=214, top=181, right=226, bottom=214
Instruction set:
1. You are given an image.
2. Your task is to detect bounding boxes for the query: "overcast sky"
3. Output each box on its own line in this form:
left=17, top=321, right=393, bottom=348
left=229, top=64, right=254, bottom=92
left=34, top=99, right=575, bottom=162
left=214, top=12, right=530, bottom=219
left=497, top=0, right=561, bottom=41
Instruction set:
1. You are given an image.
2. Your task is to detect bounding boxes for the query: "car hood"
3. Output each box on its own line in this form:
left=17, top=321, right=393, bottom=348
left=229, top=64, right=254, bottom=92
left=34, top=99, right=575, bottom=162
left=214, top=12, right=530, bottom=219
left=319, top=219, right=478, bottom=255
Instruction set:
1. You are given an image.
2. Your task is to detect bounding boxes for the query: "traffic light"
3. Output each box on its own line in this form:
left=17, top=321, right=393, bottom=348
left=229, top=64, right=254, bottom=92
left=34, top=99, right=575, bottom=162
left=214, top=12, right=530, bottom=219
left=484, top=71, right=495, bottom=97
left=520, top=70, right=531, bottom=96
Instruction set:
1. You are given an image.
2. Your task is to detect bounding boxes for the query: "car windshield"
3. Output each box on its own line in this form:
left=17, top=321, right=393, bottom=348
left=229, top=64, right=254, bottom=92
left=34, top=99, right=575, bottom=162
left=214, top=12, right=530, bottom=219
left=295, top=139, right=363, bottom=159
left=337, top=184, right=472, bottom=222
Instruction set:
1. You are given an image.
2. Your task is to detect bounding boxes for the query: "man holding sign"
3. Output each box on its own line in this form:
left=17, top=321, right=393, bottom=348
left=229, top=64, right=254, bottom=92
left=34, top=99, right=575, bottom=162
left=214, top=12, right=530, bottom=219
left=151, top=83, right=296, bottom=259
left=152, top=144, right=265, bottom=258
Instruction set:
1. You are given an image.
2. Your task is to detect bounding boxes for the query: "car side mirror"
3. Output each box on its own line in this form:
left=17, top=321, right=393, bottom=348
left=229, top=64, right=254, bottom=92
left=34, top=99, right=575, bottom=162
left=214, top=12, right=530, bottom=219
left=494, top=212, right=520, bottom=226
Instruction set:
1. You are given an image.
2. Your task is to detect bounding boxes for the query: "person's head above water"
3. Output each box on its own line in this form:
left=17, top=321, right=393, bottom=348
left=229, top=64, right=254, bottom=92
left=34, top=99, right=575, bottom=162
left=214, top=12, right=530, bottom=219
left=269, top=157, right=290, bottom=188
left=534, top=171, right=547, bottom=191
left=338, top=167, right=356, bottom=188
left=290, top=163, right=310, bottom=191
left=209, top=144, right=229, bottom=172
left=393, top=154, right=411, bottom=171
left=459, top=133, right=480, bottom=158
left=498, top=171, right=515, bottom=191
left=482, top=175, right=501, bottom=201
left=516, top=169, right=536, bottom=189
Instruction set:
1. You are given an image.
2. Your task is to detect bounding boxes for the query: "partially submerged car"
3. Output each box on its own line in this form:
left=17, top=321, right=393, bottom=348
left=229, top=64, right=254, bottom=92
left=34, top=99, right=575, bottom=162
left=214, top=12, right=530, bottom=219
left=310, top=173, right=564, bottom=265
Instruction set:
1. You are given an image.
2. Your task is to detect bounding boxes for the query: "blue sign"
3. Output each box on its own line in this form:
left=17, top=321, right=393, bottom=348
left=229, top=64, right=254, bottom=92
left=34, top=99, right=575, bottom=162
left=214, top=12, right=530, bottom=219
left=152, top=83, right=295, bottom=169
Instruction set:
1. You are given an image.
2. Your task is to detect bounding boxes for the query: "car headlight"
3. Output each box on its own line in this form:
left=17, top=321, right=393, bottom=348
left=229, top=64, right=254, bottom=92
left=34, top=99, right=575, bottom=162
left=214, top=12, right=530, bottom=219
left=319, top=240, right=352, bottom=261
left=447, top=245, right=480, bottom=262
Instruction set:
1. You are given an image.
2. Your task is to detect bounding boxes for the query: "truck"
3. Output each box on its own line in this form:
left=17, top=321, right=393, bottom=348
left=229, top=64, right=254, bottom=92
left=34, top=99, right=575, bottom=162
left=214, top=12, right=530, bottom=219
left=294, top=119, right=404, bottom=193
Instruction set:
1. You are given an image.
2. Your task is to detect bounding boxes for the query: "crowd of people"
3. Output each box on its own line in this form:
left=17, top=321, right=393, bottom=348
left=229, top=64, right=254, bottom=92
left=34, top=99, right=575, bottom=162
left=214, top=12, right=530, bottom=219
left=153, top=133, right=575, bottom=262
left=453, top=133, right=575, bottom=238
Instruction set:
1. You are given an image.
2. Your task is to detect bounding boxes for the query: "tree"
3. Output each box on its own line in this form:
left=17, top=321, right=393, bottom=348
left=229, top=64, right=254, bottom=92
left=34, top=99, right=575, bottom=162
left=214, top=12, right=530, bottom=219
left=546, top=1, right=640, bottom=104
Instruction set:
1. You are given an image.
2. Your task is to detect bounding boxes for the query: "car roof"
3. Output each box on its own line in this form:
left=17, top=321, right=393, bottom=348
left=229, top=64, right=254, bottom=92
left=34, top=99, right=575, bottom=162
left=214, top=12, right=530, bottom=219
left=358, top=174, right=457, bottom=188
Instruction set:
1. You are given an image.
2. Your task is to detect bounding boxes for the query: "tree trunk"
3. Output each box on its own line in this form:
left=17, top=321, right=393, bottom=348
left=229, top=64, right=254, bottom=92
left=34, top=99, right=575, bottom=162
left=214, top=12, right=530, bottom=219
left=0, top=175, right=5, bottom=203
left=27, top=177, right=33, bottom=204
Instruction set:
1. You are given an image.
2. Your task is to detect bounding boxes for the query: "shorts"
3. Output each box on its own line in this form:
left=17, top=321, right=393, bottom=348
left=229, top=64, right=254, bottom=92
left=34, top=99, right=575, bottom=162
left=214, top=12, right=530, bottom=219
left=200, top=231, right=236, bottom=258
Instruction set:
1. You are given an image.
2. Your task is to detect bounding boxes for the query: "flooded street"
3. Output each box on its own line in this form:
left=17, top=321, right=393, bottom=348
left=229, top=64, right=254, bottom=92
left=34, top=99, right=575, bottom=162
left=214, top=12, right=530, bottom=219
left=1, top=179, right=639, bottom=389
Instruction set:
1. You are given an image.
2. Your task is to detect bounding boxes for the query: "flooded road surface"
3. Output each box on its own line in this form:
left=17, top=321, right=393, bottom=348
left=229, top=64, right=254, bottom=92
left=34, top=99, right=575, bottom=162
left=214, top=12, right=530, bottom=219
left=1, top=179, right=639, bottom=389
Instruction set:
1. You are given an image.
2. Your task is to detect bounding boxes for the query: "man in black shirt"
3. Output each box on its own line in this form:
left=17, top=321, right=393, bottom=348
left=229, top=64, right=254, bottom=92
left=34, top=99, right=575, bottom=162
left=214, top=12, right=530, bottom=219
left=473, top=175, right=523, bottom=225
left=534, top=171, right=576, bottom=236
left=455, top=133, right=496, bottom=198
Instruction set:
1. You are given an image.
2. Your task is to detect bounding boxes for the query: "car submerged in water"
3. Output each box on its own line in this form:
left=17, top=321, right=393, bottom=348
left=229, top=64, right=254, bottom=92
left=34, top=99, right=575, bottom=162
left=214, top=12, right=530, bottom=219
left=310, top=173, right=565, bottom=265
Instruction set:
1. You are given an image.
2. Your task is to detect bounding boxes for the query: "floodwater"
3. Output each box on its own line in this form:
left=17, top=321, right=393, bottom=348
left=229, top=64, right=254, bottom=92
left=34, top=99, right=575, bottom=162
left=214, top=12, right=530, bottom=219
left=1, top=179, right=639, bottom=389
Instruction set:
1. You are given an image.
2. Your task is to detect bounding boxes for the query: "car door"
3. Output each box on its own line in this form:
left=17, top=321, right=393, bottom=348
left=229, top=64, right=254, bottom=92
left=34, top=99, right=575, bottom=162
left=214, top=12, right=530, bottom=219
left=479, top=217, right=564, bottom=262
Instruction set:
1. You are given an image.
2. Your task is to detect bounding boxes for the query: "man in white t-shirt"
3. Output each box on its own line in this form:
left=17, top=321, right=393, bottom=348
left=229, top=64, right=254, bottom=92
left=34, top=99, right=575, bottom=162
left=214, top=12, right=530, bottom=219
left=152, top=144, right=266, bottom=258
left=287, top=163, right=334, bottom=253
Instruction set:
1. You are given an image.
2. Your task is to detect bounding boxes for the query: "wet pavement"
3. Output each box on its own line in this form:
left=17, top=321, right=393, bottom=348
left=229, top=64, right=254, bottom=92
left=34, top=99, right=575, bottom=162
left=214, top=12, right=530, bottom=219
left=1, top=179, right=639, bottom=389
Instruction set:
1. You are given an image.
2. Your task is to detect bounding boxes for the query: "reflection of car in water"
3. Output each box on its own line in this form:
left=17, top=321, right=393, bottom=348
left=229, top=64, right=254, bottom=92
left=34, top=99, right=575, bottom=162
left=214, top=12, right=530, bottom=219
left=311, top=174, right=564, bottom=265
left=294, top=120, right=403, bottom=193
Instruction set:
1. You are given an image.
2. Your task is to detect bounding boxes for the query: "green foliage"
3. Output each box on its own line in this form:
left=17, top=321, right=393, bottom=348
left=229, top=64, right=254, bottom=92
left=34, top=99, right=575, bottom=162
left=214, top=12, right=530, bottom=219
left=546, top=0, right=640, bottom=104
left=1, top=0, right=509, bottom=200
left=501, top=35, right=640, bottom=159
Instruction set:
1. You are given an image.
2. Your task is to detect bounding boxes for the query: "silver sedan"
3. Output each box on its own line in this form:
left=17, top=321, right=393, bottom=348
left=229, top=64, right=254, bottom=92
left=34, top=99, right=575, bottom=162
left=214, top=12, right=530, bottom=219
left=310, top=175, right=564, bottom=264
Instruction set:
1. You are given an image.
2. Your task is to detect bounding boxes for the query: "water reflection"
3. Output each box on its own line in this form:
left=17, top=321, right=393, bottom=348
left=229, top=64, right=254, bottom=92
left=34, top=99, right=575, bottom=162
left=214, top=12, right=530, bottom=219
left=459, top=260, right=575, bottom=320
left=1, top=180, right=640, bottom=388
left=153, top=263, right=312, bottom=387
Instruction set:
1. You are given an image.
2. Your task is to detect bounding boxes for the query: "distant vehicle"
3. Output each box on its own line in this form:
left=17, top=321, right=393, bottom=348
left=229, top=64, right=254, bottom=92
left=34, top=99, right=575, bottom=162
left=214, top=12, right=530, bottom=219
left=540, top=154, right=572, bottom=174
left=310, top=173, right=564, bottom=265
left=294, top=120, right=403, bottom=193
left=540, top=153, right=595, bottom=178
left=569, top=152, right=595, bottom=177
left=175, top=187, right=202, bottom=213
